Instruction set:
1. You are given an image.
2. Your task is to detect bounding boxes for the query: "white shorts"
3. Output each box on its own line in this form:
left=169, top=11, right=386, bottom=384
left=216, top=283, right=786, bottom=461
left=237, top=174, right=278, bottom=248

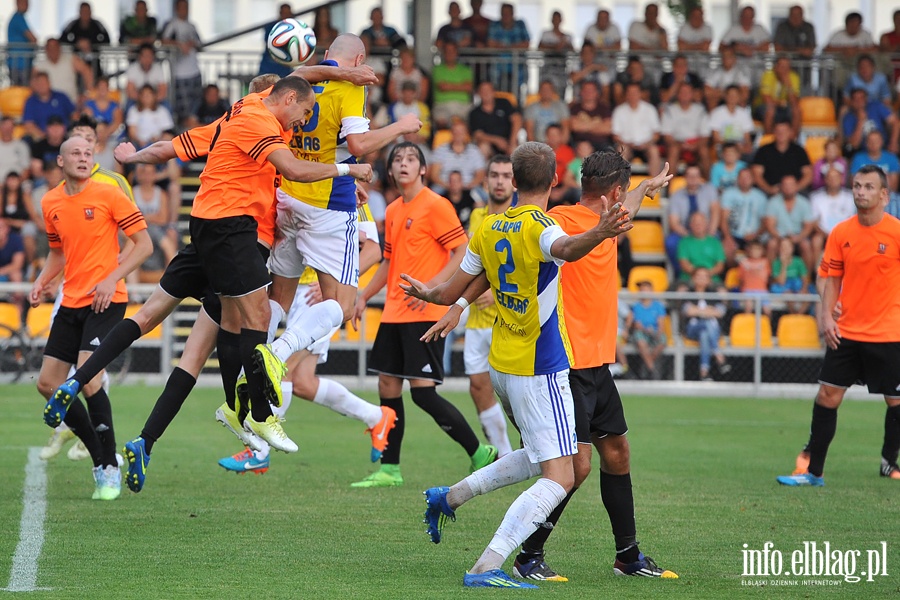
left=285, top=283, right=335, bottom=364
left=489, top=368, right=577, bottom=463
left=464, top=327, right=491, bottom=375
left=268, top=189, right=359, bottom=286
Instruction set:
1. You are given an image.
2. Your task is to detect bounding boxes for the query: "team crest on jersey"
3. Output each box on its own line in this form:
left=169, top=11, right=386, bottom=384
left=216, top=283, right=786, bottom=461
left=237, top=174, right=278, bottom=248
left=406, top=218, right=413, bottom=229
left=878, top=243, right=887, bottom=254
left=84, top=208, right=95, bottom=221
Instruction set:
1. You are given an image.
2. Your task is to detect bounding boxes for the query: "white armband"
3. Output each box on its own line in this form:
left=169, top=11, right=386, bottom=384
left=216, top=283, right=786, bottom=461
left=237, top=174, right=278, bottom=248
left=336, top=163, right=350, bottom=177
left=455, top=297, right=470, bottom=310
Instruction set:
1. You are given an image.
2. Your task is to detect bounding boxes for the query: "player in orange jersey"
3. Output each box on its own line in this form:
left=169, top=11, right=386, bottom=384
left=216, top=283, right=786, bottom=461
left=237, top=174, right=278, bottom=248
left=779, top=164, right=900, bottom=486
left=32, top=136, right=152, bottom=500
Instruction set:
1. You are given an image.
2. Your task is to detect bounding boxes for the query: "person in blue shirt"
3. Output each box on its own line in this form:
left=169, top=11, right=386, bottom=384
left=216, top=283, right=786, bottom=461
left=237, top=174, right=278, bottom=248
left=22, top=72, right=76, bottom=140
left=629, top=280, right=668, bottom=379
left=7, top=0, right=37, bottom=86
left=258, top=3, right=294, bottom=78
left=487, top=3, right=530, bottom=91
left=709, top=142, right=747, bottom=191
left=841, top=88, right=899, bottom=155
left=842, top=54, right=892, bottom=106
left=850, top=130, right=900, bottom=191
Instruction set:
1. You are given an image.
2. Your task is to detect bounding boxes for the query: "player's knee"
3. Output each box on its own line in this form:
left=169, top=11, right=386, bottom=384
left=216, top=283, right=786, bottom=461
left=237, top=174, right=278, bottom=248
left=36, top=375, right=54, bottom=400
left=815, top=385, right=843, bottom=408
left=82, top=375, right=104, bottom=397
left=291, top=373, right=318, bottom=401
left=554, top=469, right=575, bottom=493
left=573, top=451, right=592, bottom=487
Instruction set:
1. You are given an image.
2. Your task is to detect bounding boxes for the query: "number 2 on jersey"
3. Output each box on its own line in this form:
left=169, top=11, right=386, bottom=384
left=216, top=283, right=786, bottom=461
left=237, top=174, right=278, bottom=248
left=495, top=239, right=518, bottom=293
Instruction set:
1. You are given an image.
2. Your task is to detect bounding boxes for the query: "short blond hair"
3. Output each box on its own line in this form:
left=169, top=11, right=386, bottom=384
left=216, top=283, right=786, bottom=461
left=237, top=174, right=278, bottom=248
left=249, top=74, right=281, bottom=93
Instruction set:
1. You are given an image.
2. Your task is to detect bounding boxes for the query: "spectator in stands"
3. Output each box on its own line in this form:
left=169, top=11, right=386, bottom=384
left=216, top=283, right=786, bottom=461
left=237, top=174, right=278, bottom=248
left=126, top=84, right=175, bottom=148
left=22, top=73, right=76, bottom=140
left=682, top=267, right=730, bottom=381
left=258, top=4, right=294, bottom=78
left=120, top=0, right=158, bottom=46
left=703, top=44, right=751, bottom=109
left=677, top=198, right=724, bottom=283
left=754, top=55, right=801, bottom=134
left=32, top=38, right=93, bottom=106
left=545, top=123, right=576, bottom=208
left=677, top=5, right=713, bottom=52
left=773, top=5, right=816, bottom=58
left=659, top=53, right=703, bottom=105
left=737, top=240, right=771, bottom=315
left=3, top=170, right=37, bottom=256
left=133, top=163, right=177, bottom=270
left=125, top=43, right=169, bottom=105
left=583, top=9, right=621, bottom=50
left=462, top=0, right=493, bottom=48
left=538, top=11, right=574, bottom=53
left=811, top=138, right=847, bottom=190
left=160, top=0, right=203, bottom=125
left=7, top=0, right=37, bottom=86
left=431, top=41, right=473, bottom=129
left=610, top=300, right=631, bottom=378
left=841, top=88, right=898, bottom=156
left=436, top=2, right=473, bottom=50
left=29, top=116, right=66, bottom=178
left=92, top=120, right=118, bottom=172
left=764, top=174, right=816, bottom=268
left=888, top=190, right=900, bottom=220
left=849, top=130, right=900, bottom=190
left=569, top=43, right=614, bottom=100
left=468, top=80, right=520, bottom=157
left=569, top=79, right=614, bottom=150
left=0, top=219, right=25, bottom=291
left=708, top=85, right=754, bottom=156
left=667, top=164, right=720, bottom=266
left=720, top=6, right=771, bottom=58
left=810, top=167, right=855, bottom=258
left=387, top=82, right=431, bottom=145
left=628, top=3, right=668, bottom=51
left=879, top=10, right=900, bottom=52
left=524, top=80, right=569, bottom=143
left=752, top=121, right=812, bottom=195
left=561, top=139, right=594, bottom=204
left=629, top=280, right=667, bottom=379
left=83, top=76, right=123, bottom=131
left=710, top=142, right=747, bottom=192
left=613, top=55, right=660, bottom=106
left=824, top=12, right=877, bottom=56
left=0, top=117, right=30, bottom=180
left=360, top=7, right=405, bottom=50
left=360, top=35, right=388, bottom=115
left=444, top=170, right=478, bottom=230
left=487, top=3, right=530, bottom=91
left=312, top=6, right=340, bottom=52
left=612, top=82, right=661, bottom=177
left=188, top=84, right=230, bottom=128
left=721, top=167, right=768, bottom=263
left=770, top=237, right=810, bottom=313
left=387, top=48, right=429, bottom=104
left=61, top=2, right=111, bottom=78
left=843, top=54, right=892, bottom=106
left=661, top=83, right=711, bottom=175
left=429, top=119, right=485, bottom=196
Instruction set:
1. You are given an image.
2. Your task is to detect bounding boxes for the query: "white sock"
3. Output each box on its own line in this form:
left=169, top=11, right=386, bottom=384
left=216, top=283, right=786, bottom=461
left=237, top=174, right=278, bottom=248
left=55, top=423, right=71, bottom=433
left=253, top=443, right=270, bottom=461
left=485, top=478, right=567, bottom=564
left=272, top=381, right=293, bottom=419
left=313, top=378, right=382, bottom=427
left=478, top=403, right=513, bottom=458
left=271, top=299, right=343, bottom=362
left=267, top=300, right=285, bottom=343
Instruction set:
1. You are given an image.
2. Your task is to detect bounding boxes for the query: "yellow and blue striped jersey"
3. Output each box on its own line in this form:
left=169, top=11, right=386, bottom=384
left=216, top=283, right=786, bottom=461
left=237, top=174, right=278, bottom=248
left=90, top=163, right=135, bottom=202
left=280, top=59, right=368, bottom=213
left=462, top=205, right=573, bottom=376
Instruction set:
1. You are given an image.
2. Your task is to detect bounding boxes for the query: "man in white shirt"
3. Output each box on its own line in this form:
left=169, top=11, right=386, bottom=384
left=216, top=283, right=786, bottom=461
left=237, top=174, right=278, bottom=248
left=708, top=85, right=754, bottom=155
left=612, top=82, right=661, bottom=175
left=124, top=43, right=168, bottom=104
left=720, top=6, right=770, bottom=58
left=677, top=6, right=713, bottom=51
left=583, top=9, right=621, bottom=50
left=704, top=45, right=751, bottom=109
left=538, top=11, right=574, bottom=53
left=809, top=167, right=856, bottom=259
left=824, top=12, right=878, bottom=56
left=31, top=37, right=93, bottom=105
left=160, top=0, right=202, bottom=125
left=662, top=84, right=710, bottom=175
left=628, top=3, right=667, bottom=51
left=0, top=116, right=30, bottom=178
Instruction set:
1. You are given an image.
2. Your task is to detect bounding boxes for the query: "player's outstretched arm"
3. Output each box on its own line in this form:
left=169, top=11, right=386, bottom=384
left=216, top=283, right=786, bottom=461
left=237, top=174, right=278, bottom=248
left=267, top=149, right=373, bottom=183
left=419, top=273, right=492, bottom=342
left=30, top=248, right=65, bottom=307
left=290, top=64, right=378, bottom=87
left=551, top=200, right=633, bottom=262
left=623, top=162, right=673, bottom=217
left=399, top=266, right=478, bottom=307
left=115, top=141, right=177, bottom=165
left=90, top=229, right=153, bottom=313
left=346, top=113, right=423, bottom=157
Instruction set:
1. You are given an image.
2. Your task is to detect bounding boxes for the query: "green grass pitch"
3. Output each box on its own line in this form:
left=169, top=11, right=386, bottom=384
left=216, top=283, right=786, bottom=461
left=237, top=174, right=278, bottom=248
left=1, top=384, right=899, bottom=598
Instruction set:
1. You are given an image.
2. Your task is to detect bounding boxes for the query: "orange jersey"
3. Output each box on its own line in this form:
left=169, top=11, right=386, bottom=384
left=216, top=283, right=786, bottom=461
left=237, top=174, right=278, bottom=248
left=549, top=203, right=618, bottom=368
left=43, top=179, right=146, bottom=309
left=187, top=92, right=288, bottom=246
left=382, top=187, right=468, bottom=323
left=823, top=214, right=900, bottom=342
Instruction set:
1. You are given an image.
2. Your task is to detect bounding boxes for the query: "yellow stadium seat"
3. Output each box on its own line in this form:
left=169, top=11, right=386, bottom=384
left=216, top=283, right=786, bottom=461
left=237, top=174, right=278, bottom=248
left=628, top=220, right=665, bottom=256
left=493, top=90, right=518, bottom=108
left=776, top=314, right=820, bottom=349
left=667, top=176, right=686, bottom=196
left=799, top=97, right=837, bottom=128
left=627, top=265, right=669, bottom=292
left=432, top=128, right=452, bottom=149
left=724, top=267, right=741, bottom=290
left=630, top=175, right=661, bottom=209
left=26, top=303, right=55, bottom=339
left=345, top=308, right=381, bottom=342
left=125, top=304, right=162, bottom=339
left=729, top=313, right=773, bottom=348
left=661, top=315, right=673, bottom=345
left=756, top=133, right=776, bottom=148
left=0, top=302, right=21, bottom=337
left=108, top=89, right=122, bottom=104
left=0, top=86, right=31, bottom=120
left=804, top=135, right=830, bottom=163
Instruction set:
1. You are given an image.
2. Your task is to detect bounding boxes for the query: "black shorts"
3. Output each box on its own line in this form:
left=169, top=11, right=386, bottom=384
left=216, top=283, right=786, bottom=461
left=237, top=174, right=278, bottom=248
left=189, top=215, right=270, bottom=297
left=819, top=338, right=900, bottom=397
left=570, top=365, right=629, bottom=442
left=368, top=322, right=445, bottom=383
left=44, top=303, right=127, bottom=364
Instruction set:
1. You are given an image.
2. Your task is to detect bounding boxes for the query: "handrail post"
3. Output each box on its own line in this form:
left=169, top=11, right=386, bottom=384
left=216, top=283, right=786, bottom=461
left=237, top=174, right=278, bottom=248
left=753, top=294, right=762, bottom=396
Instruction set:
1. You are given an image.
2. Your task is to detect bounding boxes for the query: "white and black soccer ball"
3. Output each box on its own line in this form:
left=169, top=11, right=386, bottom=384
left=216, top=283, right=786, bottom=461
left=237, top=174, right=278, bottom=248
left=267, top=18, right=317, bottom=67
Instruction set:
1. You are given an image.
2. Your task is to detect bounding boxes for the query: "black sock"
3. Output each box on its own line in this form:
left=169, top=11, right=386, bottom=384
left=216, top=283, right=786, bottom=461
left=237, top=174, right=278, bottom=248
left=85, top=388, right=116, bottom=467
left=216, top=329, right=242, bottom=412
left=241, top=329, right=273, bottom=422
left=518, top=487, right=578, bottom=561
left=807, top=403, right=838, bottom=477
left=141, top=367, right=197, bottom=454
left=63, top=399, right=103, bottom=467
left=600, top=471, right=638, bottom=561
left=379, top=396, right=404, bottom=465
left=410, top=386, right=480, bottom=456
left=881, top=405, right=900, bottom=464
left=73, top=319, right=141, bottom=387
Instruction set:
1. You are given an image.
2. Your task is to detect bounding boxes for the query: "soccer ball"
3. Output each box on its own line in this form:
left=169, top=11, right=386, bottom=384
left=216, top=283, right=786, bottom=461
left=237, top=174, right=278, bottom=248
left=267, top=18, right=317, bottom=67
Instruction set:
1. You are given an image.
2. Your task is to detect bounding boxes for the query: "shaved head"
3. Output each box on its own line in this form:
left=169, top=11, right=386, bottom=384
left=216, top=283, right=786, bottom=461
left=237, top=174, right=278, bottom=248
left=325, top=33, right=366, bottom=66
left=60, top=135, right=92, bottom=154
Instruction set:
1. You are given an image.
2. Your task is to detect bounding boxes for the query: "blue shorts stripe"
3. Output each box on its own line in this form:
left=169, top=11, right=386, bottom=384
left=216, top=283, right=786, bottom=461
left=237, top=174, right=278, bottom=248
left=546, top=373, right=565, bottom=456
left=550, top=373, right=571, bottom=452
left=340, top=212, right=356, bottom=285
